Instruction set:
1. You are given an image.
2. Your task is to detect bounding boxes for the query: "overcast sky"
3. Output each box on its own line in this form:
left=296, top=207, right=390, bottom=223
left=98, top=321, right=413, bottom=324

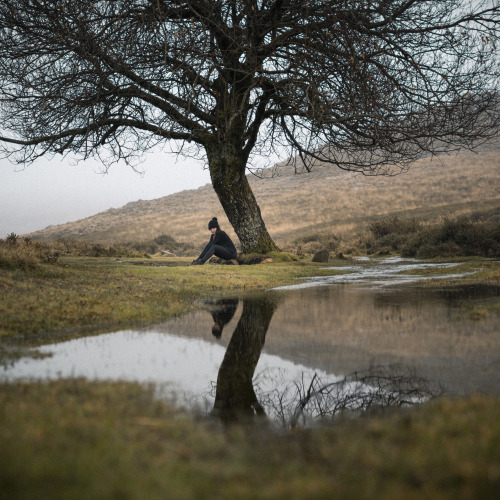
left=0, top=151, right=212, bottom=238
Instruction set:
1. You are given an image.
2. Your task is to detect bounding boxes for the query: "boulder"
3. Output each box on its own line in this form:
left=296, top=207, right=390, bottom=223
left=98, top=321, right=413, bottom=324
left=312, top=249, right=330, bottom=263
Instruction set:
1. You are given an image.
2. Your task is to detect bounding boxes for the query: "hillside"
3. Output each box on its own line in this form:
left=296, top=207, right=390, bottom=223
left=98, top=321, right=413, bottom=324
left=27, top=145, right=500, bottom=249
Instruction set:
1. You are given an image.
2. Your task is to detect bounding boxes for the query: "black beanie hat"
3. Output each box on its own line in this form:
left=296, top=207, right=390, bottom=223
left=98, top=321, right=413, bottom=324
left=208, top=217, right=219, bottom=230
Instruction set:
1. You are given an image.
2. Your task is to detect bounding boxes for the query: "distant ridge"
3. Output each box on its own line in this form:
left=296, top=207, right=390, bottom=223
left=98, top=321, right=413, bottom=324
left=27, top=145, right=500, bottom=247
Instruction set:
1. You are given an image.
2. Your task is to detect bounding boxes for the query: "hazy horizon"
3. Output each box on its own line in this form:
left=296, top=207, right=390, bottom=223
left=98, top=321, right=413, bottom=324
left=0, top=152, right=211, bottom=238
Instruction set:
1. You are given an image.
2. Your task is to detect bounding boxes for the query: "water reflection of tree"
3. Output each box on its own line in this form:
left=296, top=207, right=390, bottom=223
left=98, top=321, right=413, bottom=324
left=212, top=295, right=278, bottom=423
left=256, top=366, right=436, bottom=429
left=210, top=294, right=436, bottom=427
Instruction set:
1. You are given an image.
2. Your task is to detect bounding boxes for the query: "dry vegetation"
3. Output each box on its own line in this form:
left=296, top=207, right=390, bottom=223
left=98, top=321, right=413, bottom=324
left=20, top=146, right=500, bottom=256
left=364, top=215, right=500, bottom=258
left=0, top=233, right=60, bottom=270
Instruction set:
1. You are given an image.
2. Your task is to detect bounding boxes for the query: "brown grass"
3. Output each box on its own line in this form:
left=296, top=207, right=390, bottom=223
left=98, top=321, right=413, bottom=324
left=0, top=234, right=60, bottom=270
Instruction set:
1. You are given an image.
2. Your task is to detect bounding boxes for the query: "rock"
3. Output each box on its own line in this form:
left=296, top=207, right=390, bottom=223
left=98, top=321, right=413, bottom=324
left=260, top=258, right=273, bottom=264
left=312, top=249, right=329, bottom=263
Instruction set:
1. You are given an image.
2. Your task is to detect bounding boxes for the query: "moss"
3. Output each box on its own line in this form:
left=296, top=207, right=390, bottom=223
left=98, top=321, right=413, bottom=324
left=238, top=251, right=299, bottom=264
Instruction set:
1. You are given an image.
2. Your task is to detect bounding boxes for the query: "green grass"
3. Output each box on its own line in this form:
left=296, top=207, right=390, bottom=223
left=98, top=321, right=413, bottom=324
left=1, top=255, right=498, bottom=343
left=0, top=255, right=335, bottom=341
left=412, top=259, right=500, bottom=285
left=0, top=380, right=498, bottom=500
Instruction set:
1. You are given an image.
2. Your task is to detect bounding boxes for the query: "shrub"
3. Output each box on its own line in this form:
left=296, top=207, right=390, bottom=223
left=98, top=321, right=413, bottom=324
left=44, top=239, right=138, bottom=258
left=126, top=235, right=195, bottom=256
left=368, top=216, right=500, bottom=258
left=293, top=232, right=341, bottom=255
left=0, top=237, right=59, bottom=270
left=5, top=232, right=19, bottom=245
left=154, top=234, right=177, bottom=247
left=369, top=216, right=421, bottom=239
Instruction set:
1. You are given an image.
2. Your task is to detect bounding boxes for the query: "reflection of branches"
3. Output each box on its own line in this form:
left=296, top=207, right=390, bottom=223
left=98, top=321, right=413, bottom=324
left=256, top=366, right=437, bottom=429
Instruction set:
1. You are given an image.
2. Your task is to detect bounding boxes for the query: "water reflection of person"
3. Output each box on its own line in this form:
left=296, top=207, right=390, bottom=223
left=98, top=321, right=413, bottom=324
left=210, top=298, right=239, bottom=339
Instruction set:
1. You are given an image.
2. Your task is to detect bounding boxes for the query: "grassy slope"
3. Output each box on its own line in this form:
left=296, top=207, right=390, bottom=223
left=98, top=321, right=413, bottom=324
left=25, top=147, right=500, bottom=247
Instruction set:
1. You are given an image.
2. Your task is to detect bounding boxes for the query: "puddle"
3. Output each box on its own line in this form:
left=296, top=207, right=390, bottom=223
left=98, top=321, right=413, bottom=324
left=274, top=256, right=473, bottom=290
left=2, top=259, right=499, bottom=425
left=2, top=328, right=338, bottom=418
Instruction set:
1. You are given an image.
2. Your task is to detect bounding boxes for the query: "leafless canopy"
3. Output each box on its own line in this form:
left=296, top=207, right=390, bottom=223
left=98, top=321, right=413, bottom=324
left=0, top=0, right=499, bottom=175
left=256, top=367, right=437, bottom=429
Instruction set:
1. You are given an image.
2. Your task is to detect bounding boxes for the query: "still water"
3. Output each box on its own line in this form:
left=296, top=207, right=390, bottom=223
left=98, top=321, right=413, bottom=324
left=2, top=258, right=499, bottom=425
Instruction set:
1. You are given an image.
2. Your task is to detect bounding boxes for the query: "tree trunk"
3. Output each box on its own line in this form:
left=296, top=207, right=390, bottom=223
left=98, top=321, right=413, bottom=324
left=206, top=143, right=280, bottom=254
left=213, top=295, right=278, bottom=423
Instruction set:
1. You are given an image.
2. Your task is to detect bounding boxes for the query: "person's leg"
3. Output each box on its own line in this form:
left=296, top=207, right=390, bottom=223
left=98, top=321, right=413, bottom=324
left=213, top=246, right=236, bottom=261
left=198, top=244, right=215, bottom=264
left=199, top=245, right=236, bottom=264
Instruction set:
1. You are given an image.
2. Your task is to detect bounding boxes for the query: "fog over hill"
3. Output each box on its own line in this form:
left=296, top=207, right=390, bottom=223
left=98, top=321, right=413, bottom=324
left=27, top=145, right=500, bottom=249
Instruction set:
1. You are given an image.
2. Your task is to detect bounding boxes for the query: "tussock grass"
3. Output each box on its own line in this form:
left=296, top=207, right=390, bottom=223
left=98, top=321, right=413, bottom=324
left=0, top=380, right=498, bottom=500
left=0, top=234, right=59, bottom=270
left=363, top=216, right=500, bottom=258
left=0, top=233, right=197, bottom=273
left=52, top=239, right=141, bottom=258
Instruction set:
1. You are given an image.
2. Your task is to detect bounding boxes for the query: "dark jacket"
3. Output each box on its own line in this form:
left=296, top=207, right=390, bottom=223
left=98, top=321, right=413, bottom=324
left=198, top=230, right=237, bottom=260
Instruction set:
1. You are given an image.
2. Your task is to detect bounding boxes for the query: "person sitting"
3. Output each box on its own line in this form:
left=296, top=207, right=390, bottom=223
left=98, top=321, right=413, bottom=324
left=190, top=217, right=238, bottom=265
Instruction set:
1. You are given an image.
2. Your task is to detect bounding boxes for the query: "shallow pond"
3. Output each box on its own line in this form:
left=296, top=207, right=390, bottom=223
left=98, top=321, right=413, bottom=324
left=2, top=258, right=499, bottom=425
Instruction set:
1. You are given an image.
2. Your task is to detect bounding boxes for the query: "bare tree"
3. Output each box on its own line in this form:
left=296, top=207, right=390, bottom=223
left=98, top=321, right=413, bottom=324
left=0, top=1, right=499, bottom=252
